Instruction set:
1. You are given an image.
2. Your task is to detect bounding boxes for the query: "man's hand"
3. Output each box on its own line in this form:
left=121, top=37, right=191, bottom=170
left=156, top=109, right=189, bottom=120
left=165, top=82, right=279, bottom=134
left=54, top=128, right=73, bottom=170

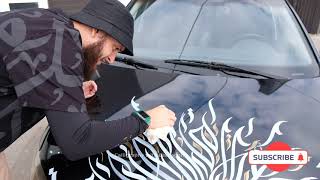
left=83, top=80, right=98, bottom=99
left=146, top=105, right=177, bottom=129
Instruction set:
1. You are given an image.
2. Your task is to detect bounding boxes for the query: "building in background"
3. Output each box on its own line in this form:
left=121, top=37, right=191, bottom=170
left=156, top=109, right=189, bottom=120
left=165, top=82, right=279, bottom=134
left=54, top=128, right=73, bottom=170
left=0, top=0, right=48, bottom=12
left=288, top=0, right=320, bottom=34
left=47, top=0, right=88, bottom=15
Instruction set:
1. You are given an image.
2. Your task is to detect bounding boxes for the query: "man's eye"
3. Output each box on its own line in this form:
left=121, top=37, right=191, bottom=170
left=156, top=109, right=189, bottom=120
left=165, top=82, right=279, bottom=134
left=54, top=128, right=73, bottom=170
left=113, top=47, right=121, bottom=53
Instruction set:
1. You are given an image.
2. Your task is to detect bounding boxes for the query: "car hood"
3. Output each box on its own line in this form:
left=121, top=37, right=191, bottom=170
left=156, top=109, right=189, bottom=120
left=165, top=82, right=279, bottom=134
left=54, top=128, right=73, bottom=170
left=286, top=77, right=320, bottom=102
left=105, top=75, right=320, bottom=178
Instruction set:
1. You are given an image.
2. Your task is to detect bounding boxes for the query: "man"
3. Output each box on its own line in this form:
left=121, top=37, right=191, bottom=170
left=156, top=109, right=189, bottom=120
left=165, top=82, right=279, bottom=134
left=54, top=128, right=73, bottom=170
left=0, top=0, right=176, bottom=179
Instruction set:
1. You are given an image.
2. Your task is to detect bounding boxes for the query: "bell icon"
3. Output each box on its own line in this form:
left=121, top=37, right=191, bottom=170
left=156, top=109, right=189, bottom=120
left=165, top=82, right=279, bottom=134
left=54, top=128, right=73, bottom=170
left=298, top=153, right=304, bottom=161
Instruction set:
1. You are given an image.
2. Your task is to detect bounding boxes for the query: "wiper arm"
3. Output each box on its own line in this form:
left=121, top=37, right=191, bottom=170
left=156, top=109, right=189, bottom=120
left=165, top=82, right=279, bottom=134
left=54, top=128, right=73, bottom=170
left=165, top=59, right=278, bottom=79
left=115, top=55, right=158, bottom=70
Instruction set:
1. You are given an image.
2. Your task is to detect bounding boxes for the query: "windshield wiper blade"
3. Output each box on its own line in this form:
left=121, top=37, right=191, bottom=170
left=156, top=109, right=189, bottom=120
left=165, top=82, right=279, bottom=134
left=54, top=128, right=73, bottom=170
left=115, top=55, right=158, bottom=70
left=165, top=59, right=277, bottom=79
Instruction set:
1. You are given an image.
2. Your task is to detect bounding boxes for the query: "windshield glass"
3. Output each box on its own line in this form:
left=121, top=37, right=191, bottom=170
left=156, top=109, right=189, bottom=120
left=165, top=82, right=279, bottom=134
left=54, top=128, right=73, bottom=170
left=130, top=0, right=203, bottom=59
left=129, top=0, right=319, bottom=78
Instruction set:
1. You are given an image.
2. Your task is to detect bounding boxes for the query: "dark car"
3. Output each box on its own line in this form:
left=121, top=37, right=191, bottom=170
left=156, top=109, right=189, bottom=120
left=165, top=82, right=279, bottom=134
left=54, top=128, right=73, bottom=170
left=33, top=0, right=320, bottom=179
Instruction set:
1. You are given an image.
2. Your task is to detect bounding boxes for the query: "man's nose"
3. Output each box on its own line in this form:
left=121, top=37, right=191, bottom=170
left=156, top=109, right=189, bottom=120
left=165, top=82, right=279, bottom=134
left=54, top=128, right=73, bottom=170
left=107, top=53, right=117, bottom=64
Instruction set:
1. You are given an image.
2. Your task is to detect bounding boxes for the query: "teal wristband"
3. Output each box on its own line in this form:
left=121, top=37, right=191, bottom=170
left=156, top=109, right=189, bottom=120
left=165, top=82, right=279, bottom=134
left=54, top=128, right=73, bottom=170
left=132, top=111, right=151, bottom=125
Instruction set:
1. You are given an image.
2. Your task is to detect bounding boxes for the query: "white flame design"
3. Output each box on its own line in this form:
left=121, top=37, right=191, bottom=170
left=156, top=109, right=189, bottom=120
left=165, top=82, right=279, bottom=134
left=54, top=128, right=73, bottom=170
left=84, top=98, right=318, bottom=180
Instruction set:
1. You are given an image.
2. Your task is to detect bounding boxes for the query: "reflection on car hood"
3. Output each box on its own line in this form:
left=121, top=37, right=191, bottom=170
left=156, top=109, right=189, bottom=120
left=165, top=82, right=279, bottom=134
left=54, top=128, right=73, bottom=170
left=286, top=77, right=320, bottom=102
left=106, top=75, right=320, bottom=178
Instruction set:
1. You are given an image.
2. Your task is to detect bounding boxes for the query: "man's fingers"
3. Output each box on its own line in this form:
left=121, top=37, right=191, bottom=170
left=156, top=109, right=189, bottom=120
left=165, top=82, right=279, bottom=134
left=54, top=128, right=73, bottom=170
left=159, top=105, right=166, bottom=108
left=169, top=120, right=175, bottom=126
left=147, top=105, right=178, bottom=128
left=166, top=114, right=176, bottom=127
left=83, top=81, right=98, bottom=99
left=168, top=110, right=175, bottom=118
left=88, top=81, right=97, bottom=91
left=171, top=118, right=176, bottom=125
left=170, top=114, right=176, bottom=121
left=164, top=108, right=176, bottom=120
left=92, top=81, right=98, bottom=91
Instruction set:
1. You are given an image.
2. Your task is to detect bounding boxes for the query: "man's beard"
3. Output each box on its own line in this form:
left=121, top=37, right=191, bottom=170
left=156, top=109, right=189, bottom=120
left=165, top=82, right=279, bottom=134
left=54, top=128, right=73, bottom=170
left=83, top=40, right=105, bottom=81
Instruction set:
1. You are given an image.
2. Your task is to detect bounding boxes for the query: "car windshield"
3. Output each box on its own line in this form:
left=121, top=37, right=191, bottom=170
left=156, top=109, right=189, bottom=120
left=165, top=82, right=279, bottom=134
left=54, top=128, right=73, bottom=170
left=129, top=0, right=319, bottom=78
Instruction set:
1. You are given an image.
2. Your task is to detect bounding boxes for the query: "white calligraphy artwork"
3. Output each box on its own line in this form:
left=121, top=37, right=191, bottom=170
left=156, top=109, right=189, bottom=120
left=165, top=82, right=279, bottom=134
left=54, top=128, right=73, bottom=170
left=82, top=98, right=318, bottom=180
left=49, top=168, right=57, bottom=180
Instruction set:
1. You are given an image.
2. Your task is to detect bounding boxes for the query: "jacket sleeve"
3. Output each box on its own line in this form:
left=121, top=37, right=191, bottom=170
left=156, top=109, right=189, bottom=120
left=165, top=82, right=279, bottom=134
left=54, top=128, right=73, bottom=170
left=45, top=110, right=148, bottom=161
